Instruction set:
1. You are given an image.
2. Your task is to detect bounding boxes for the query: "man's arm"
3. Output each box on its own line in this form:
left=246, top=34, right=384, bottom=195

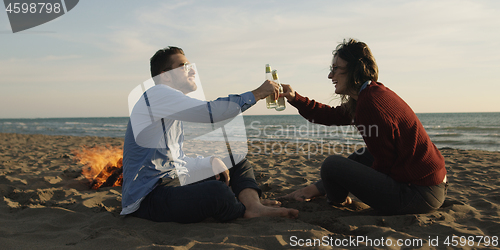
left=137, top=80, right=280, bottom=124
left=252, top=80, right=279, bottom=101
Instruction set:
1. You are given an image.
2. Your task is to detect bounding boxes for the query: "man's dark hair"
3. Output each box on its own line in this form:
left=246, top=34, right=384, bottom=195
left=150, top=46, right=185, bottom=78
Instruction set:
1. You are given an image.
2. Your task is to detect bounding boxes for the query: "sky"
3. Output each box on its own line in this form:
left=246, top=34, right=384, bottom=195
left=1, top=0, right=499, bottom=118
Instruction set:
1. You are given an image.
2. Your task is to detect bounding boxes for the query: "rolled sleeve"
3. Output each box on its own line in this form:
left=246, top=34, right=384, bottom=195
left=236, top=91, right=257, bottom=112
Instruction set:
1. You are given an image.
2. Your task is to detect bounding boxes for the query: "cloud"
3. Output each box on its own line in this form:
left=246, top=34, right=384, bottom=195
left=105, top=0, right=500, bottom=112
left=1, top=0, right=499, bottom=118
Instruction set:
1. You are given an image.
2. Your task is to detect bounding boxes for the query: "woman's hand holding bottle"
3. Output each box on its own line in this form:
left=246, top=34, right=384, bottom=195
left=280, top=84, right=296, bottom=101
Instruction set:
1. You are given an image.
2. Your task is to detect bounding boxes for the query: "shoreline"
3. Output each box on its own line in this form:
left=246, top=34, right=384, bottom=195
left=1, top=133, right=499, bottom=249
left=1, top=132, right=499, bottom=153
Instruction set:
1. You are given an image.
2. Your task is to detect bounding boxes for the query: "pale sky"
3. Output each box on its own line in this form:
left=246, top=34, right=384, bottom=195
left=1, top=0, right=499, bottom=118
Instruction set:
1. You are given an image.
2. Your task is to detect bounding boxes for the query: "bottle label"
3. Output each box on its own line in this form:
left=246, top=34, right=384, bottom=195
left=266, top=64, right=272, bottom=74
left=272, top=71, right=278, bottom=80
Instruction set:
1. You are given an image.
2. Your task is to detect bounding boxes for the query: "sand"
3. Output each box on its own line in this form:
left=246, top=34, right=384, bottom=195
left=1, top=133, right=499, bottom=249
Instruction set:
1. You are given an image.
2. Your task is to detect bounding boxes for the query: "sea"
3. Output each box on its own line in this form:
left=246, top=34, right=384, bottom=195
left=1, top=113, right=499, bottom=152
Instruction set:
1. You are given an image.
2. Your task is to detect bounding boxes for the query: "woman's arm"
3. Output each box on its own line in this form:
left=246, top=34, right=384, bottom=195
left=281, top=84, right=352, bottom=126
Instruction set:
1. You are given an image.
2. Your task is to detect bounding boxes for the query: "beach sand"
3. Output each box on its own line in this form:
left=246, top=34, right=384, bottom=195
left=1, top=133, right=499, bottom=249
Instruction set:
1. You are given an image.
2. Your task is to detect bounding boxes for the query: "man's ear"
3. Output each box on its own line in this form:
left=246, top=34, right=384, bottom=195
left=159, top=71, right=172, bottom=84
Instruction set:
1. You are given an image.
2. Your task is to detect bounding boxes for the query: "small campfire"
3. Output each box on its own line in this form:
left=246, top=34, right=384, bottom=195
left=73, top=145, right=123, bottom=190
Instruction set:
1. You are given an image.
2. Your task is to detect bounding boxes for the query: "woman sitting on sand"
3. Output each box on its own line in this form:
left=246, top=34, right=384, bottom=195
left=280, top=38, right=448, bottom=214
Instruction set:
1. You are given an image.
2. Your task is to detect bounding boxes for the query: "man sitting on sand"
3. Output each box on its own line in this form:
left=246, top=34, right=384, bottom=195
left=121, top=46, right=298, bottom=223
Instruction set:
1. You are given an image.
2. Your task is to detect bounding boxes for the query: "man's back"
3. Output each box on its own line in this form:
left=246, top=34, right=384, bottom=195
left=121, top=120, right=177, bottom=215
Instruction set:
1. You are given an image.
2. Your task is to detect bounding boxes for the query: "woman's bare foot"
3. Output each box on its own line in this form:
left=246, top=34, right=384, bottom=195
left=261, top=199, right=281, bottom=207
left=343, top=196, right=352, bottom=206
left=330, top=196, right=352, bottom=206
left=280, top=184, right=322, bottom=201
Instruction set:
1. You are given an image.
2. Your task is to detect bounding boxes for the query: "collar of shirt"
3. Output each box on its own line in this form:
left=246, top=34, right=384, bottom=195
left=359, top=80, right=371, bottom=94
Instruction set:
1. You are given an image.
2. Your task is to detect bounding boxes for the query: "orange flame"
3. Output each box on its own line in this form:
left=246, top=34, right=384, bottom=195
left=73, top=145, right=123, bottom=190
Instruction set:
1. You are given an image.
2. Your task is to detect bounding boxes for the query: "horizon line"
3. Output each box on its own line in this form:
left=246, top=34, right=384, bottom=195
left=1, top=111, right=500, bottom=120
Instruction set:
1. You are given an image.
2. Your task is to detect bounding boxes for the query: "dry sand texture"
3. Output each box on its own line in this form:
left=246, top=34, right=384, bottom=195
left=1, top=133, right=499, bottom=249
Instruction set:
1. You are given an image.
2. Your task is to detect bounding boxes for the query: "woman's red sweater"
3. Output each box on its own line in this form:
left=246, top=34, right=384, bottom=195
left=289, top=82, right=446, bottom=186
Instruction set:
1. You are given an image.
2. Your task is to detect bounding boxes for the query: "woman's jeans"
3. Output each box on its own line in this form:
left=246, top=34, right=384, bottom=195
left=315, top=148, right=447, bottom=214
left=131, top=159, right=261, bottom=223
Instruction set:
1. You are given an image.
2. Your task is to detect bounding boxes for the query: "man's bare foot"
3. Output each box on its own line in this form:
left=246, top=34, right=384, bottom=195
left=280, top=184, right=322, bottom=201
left=238, top=188, right=298, bottom=219
left=244, top=203, right=299, bottom=219
left=261, top=199, right=281, bottom=207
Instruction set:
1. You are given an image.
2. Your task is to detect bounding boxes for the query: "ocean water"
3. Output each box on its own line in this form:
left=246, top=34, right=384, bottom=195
left=0, top=117, right=130, bottom=139
left=1, top=113, right=499, bottom=151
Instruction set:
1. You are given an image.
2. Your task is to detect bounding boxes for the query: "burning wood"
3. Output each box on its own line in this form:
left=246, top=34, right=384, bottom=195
left=73, top=145, right=123, bottom=190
